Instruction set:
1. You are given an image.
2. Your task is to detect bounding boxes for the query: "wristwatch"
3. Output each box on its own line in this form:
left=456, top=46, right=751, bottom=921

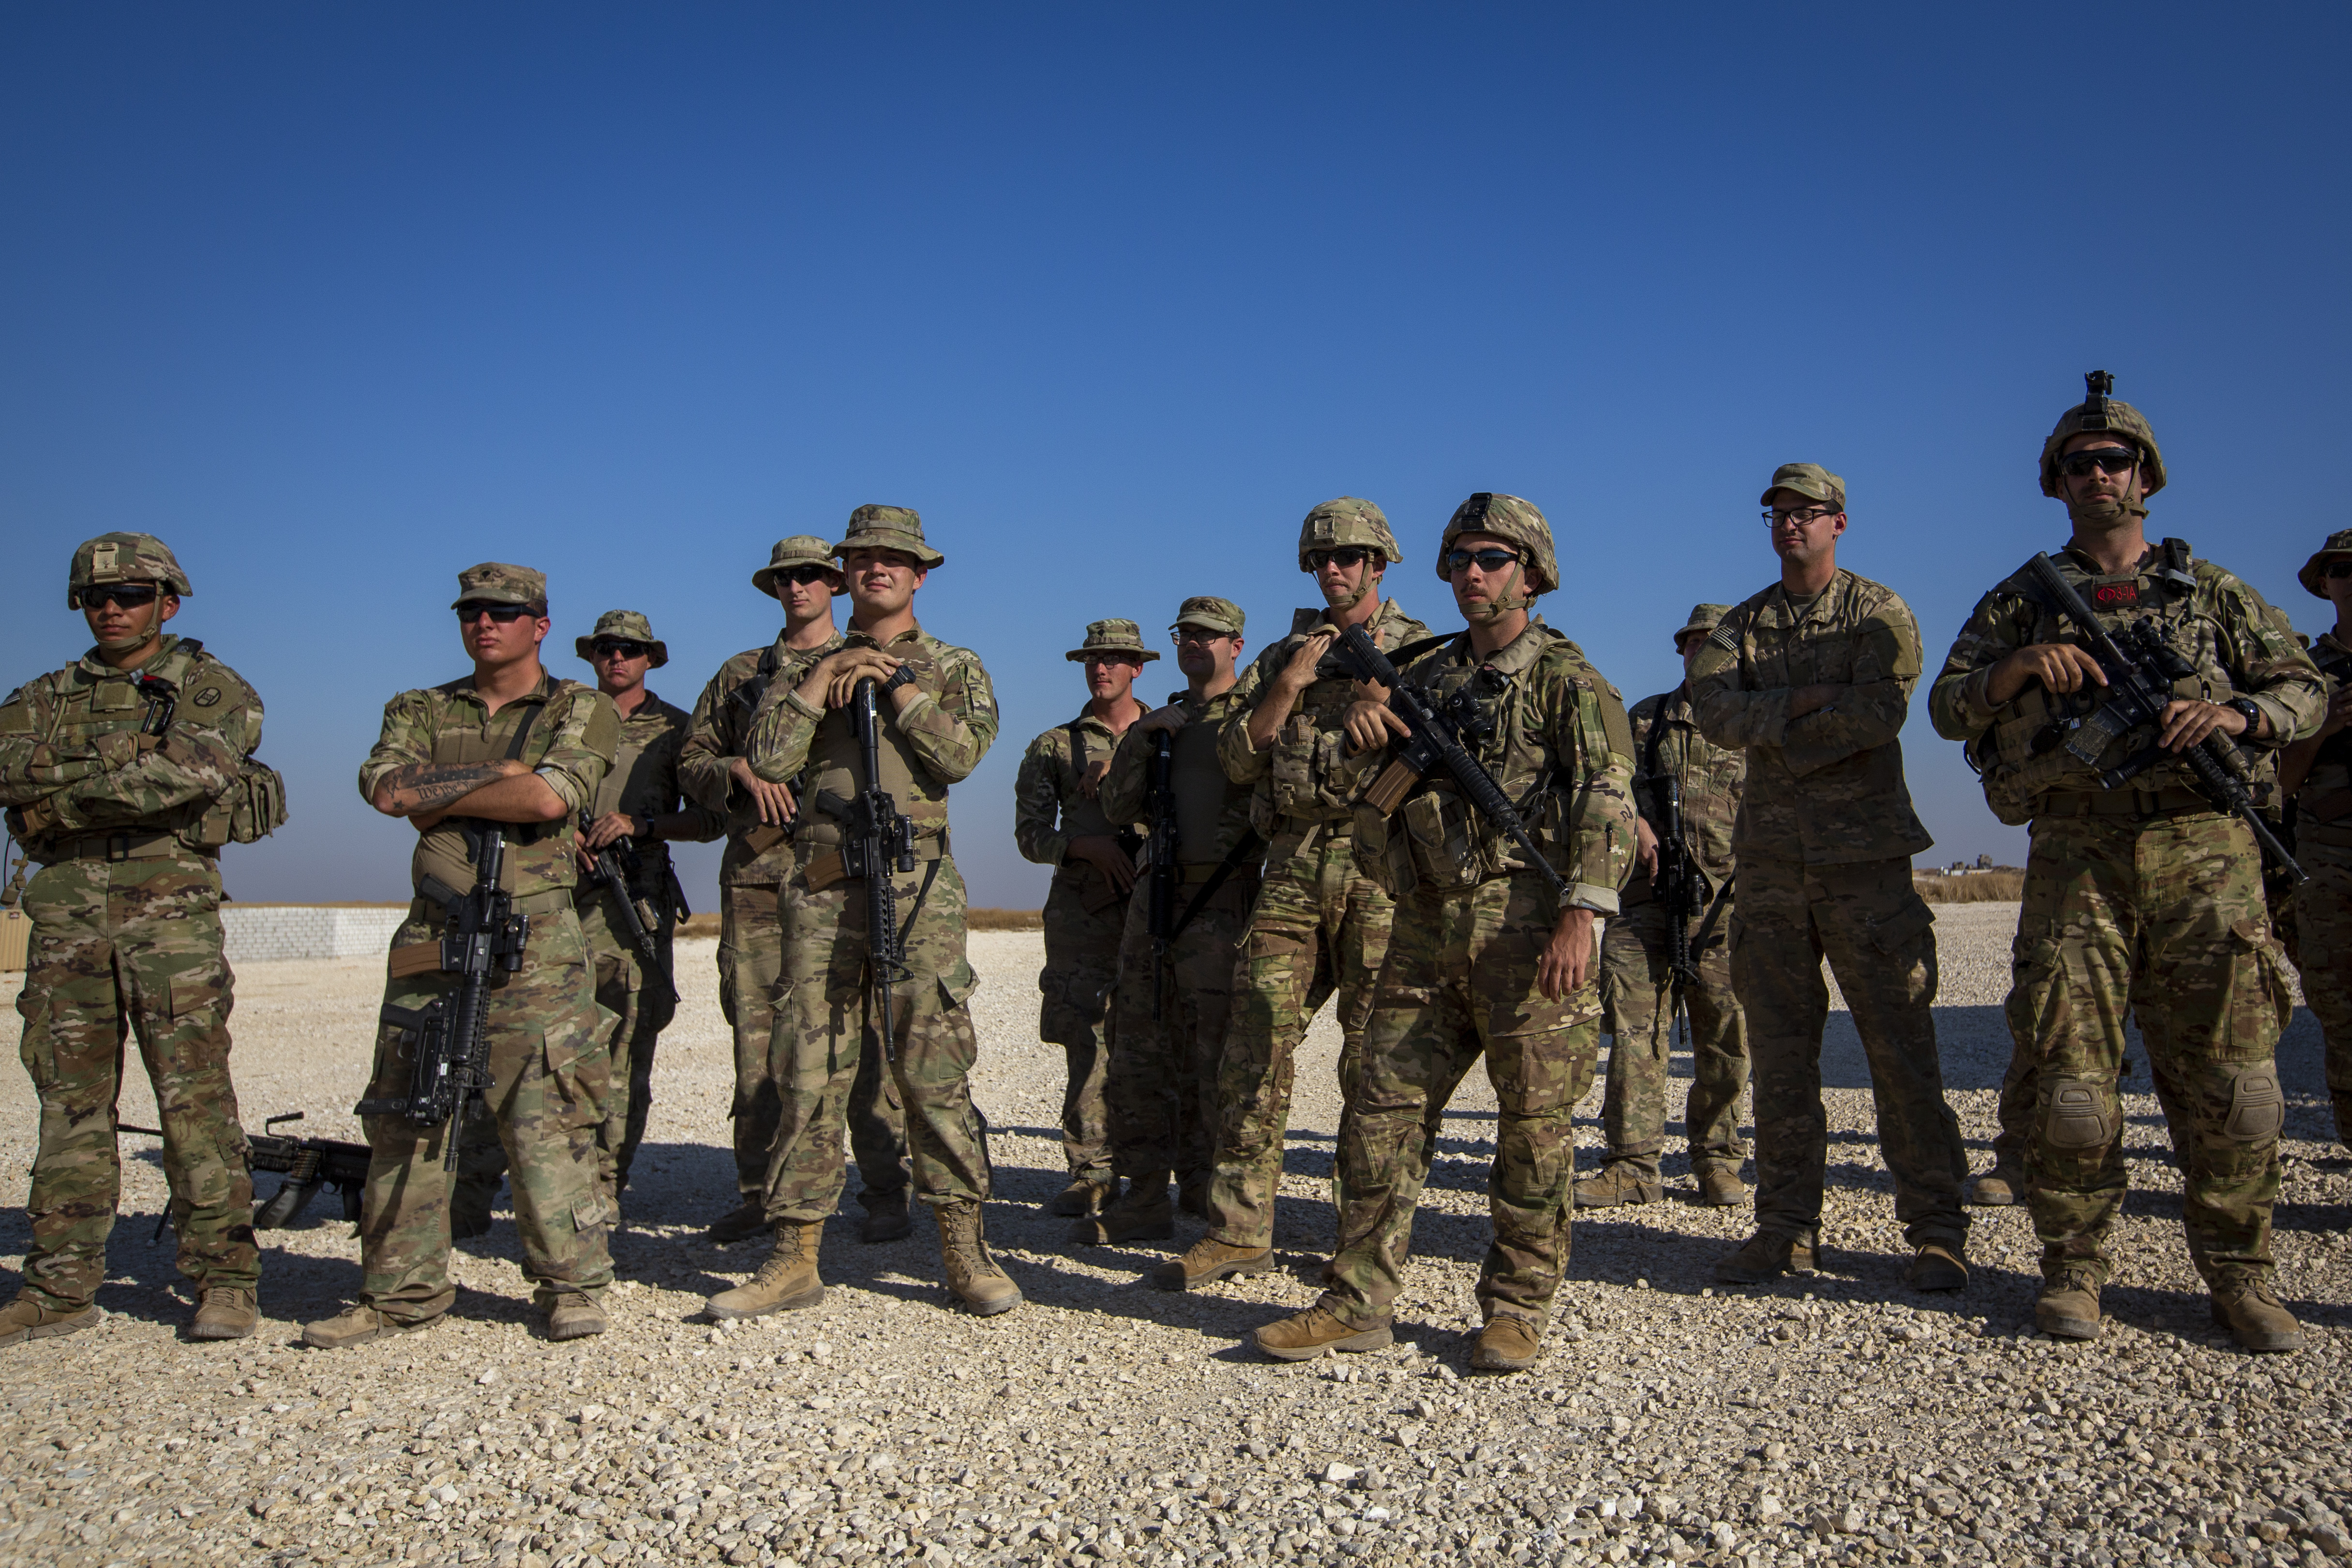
left=2223, top=696, right=2262, bottom=735
left=882, top=664, right=918, bottom=694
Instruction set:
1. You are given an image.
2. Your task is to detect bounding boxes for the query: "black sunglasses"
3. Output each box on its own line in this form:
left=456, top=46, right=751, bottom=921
left=1444, top=547, right=1522, bottom=574
left=456, top=601, right=536, bottom=624
left=592, top=639, right=651, bottom=659
left=1306, top=546, right=1374, bottom=570
left=2058, top=448, right=2138, bottom=477
left=2325, top=559, right=2352, bottom=581
left=81, top=584, right=160, bottom=611
left=777, top=564, right=835, bottom=587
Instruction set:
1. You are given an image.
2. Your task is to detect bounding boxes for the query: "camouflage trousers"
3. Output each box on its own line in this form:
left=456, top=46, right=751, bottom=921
left=764, top=851, right=989, bottom=1223
left=2290, top=831, right=2352, bottom=1148
left=1594, top=897, right=1749, bottom=1180
left=1732, top=856, right=1967, bottom=1251
left=1038, top=868, right=1127, bottom=1181
left=719, top=879, right=906, bottom=1205
left=1206, top=822, right=1396, bottom=1250
left=1321, top=874, right=1601, bottom=1331
left=358, top=902, right=613, bottom=1322
left=1103, top=869, right=1257, bottom=1183
left=13, top=850, right=255, bottom=1311
left=2010, top=812, right=2295, bottom=1287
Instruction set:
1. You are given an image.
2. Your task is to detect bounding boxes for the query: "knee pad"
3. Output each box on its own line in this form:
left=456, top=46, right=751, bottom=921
left=2042, top=1077, right=2115, bottom=1151
left=2222, top=1065, right=2283, bottom=1142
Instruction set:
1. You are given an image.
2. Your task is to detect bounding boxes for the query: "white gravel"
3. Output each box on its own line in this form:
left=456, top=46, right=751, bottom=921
left=2, top=901, right=2347, bottom=1568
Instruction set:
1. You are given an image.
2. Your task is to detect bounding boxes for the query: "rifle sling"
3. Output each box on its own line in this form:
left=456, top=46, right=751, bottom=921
left=1167, top=829, right=1264, bottom=942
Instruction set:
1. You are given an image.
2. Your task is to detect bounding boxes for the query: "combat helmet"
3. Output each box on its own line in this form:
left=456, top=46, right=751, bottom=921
left=1296, top=497, right=1402, bottom=572
left=1436, top=493, right=1558, bottom=595
left=67, top=532, right=192, bottom=609
left=2039, top=371, right=2167, bottom=500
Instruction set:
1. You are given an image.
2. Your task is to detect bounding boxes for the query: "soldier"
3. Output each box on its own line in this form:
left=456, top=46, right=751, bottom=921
left=1691, top=464, right=1972, bottom=1292
left=2280, top=529, right=2352, bottom=1150
left=710, top=506, right=1017, bottom=1318
left=0, top=533, right=282, bottom=1346
left=1930, top=380, right=2324, bottom=1349
left=1075, top=598, right=1261, bottom=1257
left=1249, top=494, right=1636, bottom=1369
left=680, top=538, right=912, bottom=1246
left=1013, top=620, right=1152, bottom=1216
left=1574, top=603, right=1752, bottom=1210
left=303, top=563, right=618, bottom=1348
left=1204, top=498, right=1430, bottom=1268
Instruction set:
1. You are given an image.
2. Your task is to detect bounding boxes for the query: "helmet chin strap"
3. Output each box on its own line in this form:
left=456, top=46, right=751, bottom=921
left=91, top=597, right=163, bottom=654
left=2066, top=476, right=2149, bottom=531
left=1322, top=567, right=1380, bottom=614
left=1462, top=563, right=1536, bottom=624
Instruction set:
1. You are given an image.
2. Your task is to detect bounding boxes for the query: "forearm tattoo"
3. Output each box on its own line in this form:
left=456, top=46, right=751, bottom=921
left=379, top=762, right=507, bottom=813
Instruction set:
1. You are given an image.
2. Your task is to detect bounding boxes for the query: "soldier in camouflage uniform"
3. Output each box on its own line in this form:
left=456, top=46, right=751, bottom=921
left=1575, top=603, right=1751, bottom=1211
left=1251, top=494, right=1637, bottom=1370
left=1013, top=620, right=1153, bottom=1216
left=1692, top=464, right=1972, bottom=1293
left=1931, top=381, right=2325, bottom=1350
left=710, top=506, right=1020, bottom=1319
left=1205, top=499, right=1430, bottom=1266
left=2279, top=529, right=2352, bottom=1151
left=1, top=533, right=282, bottom=1346
left=304, top=564, right=619, bottom=1348
left=679, top=538, right=911, bottom=1246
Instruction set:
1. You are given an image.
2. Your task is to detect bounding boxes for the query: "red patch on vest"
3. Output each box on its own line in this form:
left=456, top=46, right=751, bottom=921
left=2090, top=582, right=2141, bottom=611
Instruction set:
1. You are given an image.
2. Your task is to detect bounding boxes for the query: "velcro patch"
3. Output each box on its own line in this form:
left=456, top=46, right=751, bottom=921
left=192, top=687, right=222, bottom=708
left=1708, top=623, right=1738, bottom=652
left=2089, top=582, right=2141, bottom=612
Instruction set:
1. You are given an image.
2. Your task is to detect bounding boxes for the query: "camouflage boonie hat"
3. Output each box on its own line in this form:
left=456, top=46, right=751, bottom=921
left=834, top=504, right=944, bottom=569
left=1676, top=603, right=1733, bottom=646
left=2300, top=528, right=2352, bottom=598
left=1437, top=493, right=1558, bottom=594
left=67, top=532, right=192, bottom=608
left=451, top=562, right=548, bottom=610
left=575, top=609, right=668, bottom=668
left=1296, top=497, right=1402, bottom=571
left=2039, top=371, right=2167, bottom=500
left=1065, top=618, right=1158, bottom=663
left=1759, top=463, right=1847, bottom=511
left=1170, top=595, right=1245, bottom=636
left=752, top=535, right=842, bottom=597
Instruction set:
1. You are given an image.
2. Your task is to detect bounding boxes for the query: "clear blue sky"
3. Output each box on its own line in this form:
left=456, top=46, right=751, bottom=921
left=4, top=5, right=2346, bottom=908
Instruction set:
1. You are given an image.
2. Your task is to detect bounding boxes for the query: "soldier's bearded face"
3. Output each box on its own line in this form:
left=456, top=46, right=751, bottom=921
left=843, top=549, right=924, bottom=617
left=1083, top=654, right=1140, bottom=703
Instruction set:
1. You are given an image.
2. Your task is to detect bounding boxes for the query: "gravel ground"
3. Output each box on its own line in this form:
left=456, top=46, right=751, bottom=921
left=3, top=900, right=2348, bottom=1568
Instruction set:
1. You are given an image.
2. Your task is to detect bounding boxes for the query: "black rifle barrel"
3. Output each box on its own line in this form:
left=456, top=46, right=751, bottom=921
left=1147, top=729, right=1178, bottom=1021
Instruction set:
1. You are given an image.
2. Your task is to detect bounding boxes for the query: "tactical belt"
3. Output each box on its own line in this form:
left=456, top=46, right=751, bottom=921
left=2040, top=785, right=2214, bottom=821
left=406, top=886, right=573, bottom=923
left=45, top=830, right=184, bottom=863
left=2301, top=820, right=2352, bottom=850
left=1176, top=860, right=1232, bottom=883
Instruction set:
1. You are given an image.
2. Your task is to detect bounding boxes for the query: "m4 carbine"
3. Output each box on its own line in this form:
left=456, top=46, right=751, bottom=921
left=1146, top=729, right=1179, bottom=1020
left=2023, top=552, right=2305, bottom=883
left=582, top=815, right=679, bottom=1003
left=841, top=678, right=916, bottom=1064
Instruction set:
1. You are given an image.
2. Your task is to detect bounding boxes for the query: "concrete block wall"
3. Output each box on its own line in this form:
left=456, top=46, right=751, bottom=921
left=220, top=905, right=409, bottom=965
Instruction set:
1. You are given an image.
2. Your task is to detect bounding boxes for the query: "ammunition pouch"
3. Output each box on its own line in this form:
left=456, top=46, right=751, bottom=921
left=193, top=756, right=289, bottom=847
left=1267, top=703, right=1376, bottom=821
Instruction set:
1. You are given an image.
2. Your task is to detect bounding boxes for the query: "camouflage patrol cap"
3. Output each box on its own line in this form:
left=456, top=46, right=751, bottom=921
left=835, top=504, right=944, bottom=569
left=1064, top=618, right=1159, bottom=663
left=451, top=562, right=548, bottom=611
left=1676, top=603, right=1733, bottom=646
left=752, top=535, right=843, bottom=597
left=2039, top=371, right=2167, bottom=500
left=1170, top=595, right=1245, bottom=637
left=2299, top=528, right=2352, bottom=598
left=1759, top=463, right=1847, bottom=510
left=574, top=609, right=668, bottom=668
left=1437, top=493, right=1558, bottom=595
left=67, top=532, right=192, bottom=608
left=1296, top=497, right=1402, bottom=571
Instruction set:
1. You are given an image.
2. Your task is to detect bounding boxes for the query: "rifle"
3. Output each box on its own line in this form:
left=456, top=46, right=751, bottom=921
left=581, top=815, right=679, bottom=1003
left=2023, top=552, right=2306, bottom=883
left=123, top=1112, right=373, bottom=1230
left=1146, top=729, right=1179, bottom=1020
left=354, top=821, right=530, bottom=1167
left=1334, top=623, right=1571, bottom=908
left=1651, top=769, right=1707, bottom=1048
left=841, top=678, right=916, bottom=1065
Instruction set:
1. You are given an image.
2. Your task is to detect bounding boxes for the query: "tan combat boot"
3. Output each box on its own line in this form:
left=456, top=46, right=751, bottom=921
left=1713, top=1229, right=1819, bottom=1285
left=937, top=1201, right=1022, bottom=1315
left=2034, top=1267, right=2100, bottom=1341
left=1252, top=1306, right=1391, bottom=1361
left=1904, top=1242, right=1969, bottom=1292
left=859, top=1188, right=913, bottom=1244
left=1573, top=1164, right=1663, bottom=1209
left=301, top=1305, right=441, bottom=1350
left=1047, top=1177, right=1113, bottom=1217
left=2211, top=1278, right=2303, bottom=1353
left=546, top=1291, right=608, bottom=1342
left=0, top=1295, right=101, bottom=1348
left=1694, top=1166, right=1748, bottom=1207
left=706, top=1221, right=826, bottom=1319
left=1471, top=1315, right=1543, bottom=1373
left=1067, top=1173, right=1173, bottom=1244
left=1968, top=1164, right=2024, bottom=1206
left=189, top=1285, right=258, bottom=1341
left=705, top=1197, right=769, bottom=1244
left=1151, top=1237, right=1275, bottom=1292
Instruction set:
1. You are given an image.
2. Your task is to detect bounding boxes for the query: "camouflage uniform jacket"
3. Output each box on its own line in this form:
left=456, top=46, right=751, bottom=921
left=1215, top=598, right=1432, bottom=832
left=0, top=635, right=265, bottom=853
left=1100, top=685, right=1257, bottom=866
left=1353, top=625, right=1637, bottom=914
left=743, top=624, right=997, bottom=836
left=1622, top=685, right=1743, bottom=908
left=357, top=670, right=619, bottom=909
left=575, top=692, right=723, bottom=902
left=1013, top=709, right=1144, bottom=869
left=1927, top=545, right=2323, bottom=824
left=1690, top=569, right=1933, bottom=866
left=2298, top=631, right=2352, bottom=832
left=678, top=631, right=847, bottom=886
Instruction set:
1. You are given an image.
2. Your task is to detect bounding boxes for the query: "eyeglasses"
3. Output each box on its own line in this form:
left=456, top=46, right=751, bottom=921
left=456, top=601, right=536, bottom=624
left=80, top=584, right=160, bottom=611
left=2058, top=448, right=2138, bottom=477
left=777, top=565, right=835, bottom=587
left=1171, top=626, right=1230, bottom=644
left=2325, top=559, right=2352, bottom=580
left=591, top=639, right=651, bottom=659
left=1444, top=547, right=1522, bottom=574
left=1762, top=505, right=1841, bottom=526
left=1306, top=547, right=1373, bottom=570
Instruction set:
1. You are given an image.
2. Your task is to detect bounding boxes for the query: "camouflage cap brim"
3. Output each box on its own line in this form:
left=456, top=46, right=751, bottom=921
left=574, top=636, right=670, bottom=667
left=2299, top=528, right=2352, bottom=598
left=752, top=535, right=845, bottom=597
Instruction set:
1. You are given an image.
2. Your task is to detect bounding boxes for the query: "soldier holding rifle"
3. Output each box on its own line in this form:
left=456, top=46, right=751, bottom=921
left=306, top=563, right=619, bottom=1348
left=715, top=507, right=1017, bottom=1319
left=2279, top=528, right=2352, bottom=1151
